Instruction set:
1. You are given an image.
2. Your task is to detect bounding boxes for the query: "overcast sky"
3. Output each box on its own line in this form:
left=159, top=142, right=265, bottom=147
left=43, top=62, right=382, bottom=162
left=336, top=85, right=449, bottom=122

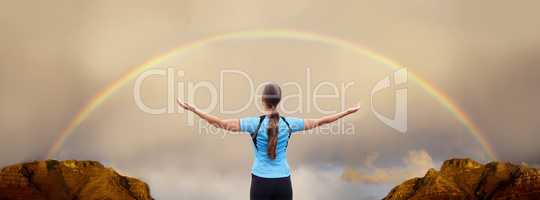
left=1, top=0, right=540, bottom=199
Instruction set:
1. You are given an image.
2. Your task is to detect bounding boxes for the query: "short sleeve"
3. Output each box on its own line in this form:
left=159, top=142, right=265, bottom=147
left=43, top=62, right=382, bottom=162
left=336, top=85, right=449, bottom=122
left=284, top=117, right=304, bottom=133
left=240, top=117, right=260, bottom=133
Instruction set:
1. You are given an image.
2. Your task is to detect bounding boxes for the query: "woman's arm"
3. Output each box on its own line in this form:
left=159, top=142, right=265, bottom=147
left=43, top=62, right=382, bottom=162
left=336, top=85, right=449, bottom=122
left=303, top=105, right=360, bottom=131
left=177, top=99, right=241, bottom=132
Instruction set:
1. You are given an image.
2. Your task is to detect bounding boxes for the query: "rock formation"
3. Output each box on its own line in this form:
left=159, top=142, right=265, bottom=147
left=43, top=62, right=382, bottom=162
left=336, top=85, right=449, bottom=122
left=0, top=160, right=153, bottom=200
left=383, top=158, right=540, bottom=200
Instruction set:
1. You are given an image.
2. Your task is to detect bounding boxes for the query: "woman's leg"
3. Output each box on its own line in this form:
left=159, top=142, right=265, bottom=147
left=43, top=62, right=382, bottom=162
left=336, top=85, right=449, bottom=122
left=250, top=174, right=272, bottom=200
left=272, top=176, right=292, bottom=200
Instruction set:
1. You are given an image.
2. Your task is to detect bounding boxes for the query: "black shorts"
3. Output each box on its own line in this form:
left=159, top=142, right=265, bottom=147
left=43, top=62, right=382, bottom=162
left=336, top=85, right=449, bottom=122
left=250, top=174, right=293, bottom=200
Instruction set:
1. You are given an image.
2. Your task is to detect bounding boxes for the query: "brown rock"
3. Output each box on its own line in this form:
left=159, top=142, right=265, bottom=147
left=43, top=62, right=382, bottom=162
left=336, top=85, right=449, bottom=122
left=0, top=160, right=153, bottom=200
left=383, top=158, right=540, bottom=200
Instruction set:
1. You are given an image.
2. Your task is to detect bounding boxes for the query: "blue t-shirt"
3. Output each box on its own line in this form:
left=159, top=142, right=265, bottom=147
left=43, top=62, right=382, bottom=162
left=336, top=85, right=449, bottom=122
left=240, top=116, right=304, bottom=178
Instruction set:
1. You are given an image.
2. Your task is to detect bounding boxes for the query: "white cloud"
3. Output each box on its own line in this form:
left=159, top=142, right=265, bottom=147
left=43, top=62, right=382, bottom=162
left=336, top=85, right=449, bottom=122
left=341, top=150, right=435, bottom=184
left=127, top=161, right=392, bottom=200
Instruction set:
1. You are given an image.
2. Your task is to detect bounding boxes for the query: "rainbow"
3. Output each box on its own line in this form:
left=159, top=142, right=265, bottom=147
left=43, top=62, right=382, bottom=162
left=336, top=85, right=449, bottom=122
left=46, top=29, right=497, bottom=160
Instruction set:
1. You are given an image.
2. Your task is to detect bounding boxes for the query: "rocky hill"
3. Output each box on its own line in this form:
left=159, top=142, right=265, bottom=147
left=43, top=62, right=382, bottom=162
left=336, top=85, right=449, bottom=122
left=0, top=160, right=153, bottom=200
left=383, top=158, right=540, bottom=200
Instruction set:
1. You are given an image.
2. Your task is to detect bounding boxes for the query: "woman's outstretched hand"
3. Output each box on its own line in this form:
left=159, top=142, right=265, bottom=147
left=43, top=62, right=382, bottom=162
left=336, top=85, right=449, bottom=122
left=303, top=103, right=361, bottom=130
left=346, top=104, right=361, bottom=114
left=176, top=98, right=241, bottom=131
left=176, top=98, right=195, bottom=112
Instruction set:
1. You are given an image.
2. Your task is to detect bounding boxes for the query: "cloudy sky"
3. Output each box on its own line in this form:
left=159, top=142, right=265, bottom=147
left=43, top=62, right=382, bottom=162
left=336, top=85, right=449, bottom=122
left=1, top=0, right=540, bottom=199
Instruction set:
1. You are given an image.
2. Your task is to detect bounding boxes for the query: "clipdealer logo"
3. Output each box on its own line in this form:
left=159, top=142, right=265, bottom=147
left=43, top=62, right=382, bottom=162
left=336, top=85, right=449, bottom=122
left=133, top=67, right=407, bottom=133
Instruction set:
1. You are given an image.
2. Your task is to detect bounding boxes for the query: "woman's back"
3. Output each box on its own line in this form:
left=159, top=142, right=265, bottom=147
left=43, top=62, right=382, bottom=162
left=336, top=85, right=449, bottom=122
left=240, top=116, right=304, bottom=178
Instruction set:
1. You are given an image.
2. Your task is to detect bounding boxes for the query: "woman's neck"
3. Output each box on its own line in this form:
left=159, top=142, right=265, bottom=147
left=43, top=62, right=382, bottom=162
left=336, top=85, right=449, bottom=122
left=263, top=108, right=276, bottom=115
